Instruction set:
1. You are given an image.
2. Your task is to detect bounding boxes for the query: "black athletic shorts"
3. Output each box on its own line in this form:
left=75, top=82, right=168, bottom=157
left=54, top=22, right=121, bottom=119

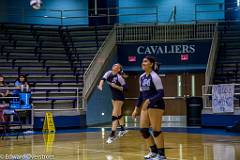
left=148, top=99, right=165, bottom=110
left=112, top=95, right=125, bottom=101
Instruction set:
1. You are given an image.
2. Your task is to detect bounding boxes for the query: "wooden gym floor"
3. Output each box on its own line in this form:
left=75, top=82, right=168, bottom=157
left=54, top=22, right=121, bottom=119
left=0, top=128, right=240, bottom=160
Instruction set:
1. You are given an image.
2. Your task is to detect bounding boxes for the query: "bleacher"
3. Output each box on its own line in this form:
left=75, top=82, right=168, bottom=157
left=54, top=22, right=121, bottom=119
left=214, top=22, right=240, bottom=84
left=0, top=23, right=112, bottom=110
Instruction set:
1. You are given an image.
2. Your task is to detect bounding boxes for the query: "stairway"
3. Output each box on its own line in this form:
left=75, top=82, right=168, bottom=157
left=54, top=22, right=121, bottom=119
left=214, top=22, right=240, bottom=84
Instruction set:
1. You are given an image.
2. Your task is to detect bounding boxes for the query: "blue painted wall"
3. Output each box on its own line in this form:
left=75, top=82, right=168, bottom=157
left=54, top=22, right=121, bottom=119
left=202, top=114, right=240, bottom=127
left=0, top=0, right=88, bottom=25
left=34, top=115, right=86, bottom=129
left=0, top=0, right=228, bottom=25
left=86, top=47, right=118, bottom=126
left=225, top=0, right=240, bottom=20
left=118, top=0, right=225, bottom=23
left=0, top=0, right=229, bottom=25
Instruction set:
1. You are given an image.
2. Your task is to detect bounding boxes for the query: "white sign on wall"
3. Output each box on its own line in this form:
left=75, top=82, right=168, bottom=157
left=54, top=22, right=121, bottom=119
left=212, top=84, right=234, bottom=113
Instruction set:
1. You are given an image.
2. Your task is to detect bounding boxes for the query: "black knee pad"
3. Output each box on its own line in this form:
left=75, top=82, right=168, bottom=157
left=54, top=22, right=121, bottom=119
left=118, top=115, right=123, bottom=119
left=153, top=131, right=162, bottom=137
left=140, top=128, right=150, bottom=139
left=112, top=116, right=118, bottom=122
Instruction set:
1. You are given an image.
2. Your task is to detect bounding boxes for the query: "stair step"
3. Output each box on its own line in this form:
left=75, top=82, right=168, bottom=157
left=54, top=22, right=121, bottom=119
left=214, top=22, right=240, bottom=84
left=0, top=24, right=112, bottom=101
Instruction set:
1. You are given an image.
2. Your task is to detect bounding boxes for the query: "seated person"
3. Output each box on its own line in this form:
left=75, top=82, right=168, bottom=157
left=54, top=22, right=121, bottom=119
left=0, top=75, right=10, bottom=104
left=13, top=74, right=30, bottom=95
left=14, top=75, right=32, bottom=109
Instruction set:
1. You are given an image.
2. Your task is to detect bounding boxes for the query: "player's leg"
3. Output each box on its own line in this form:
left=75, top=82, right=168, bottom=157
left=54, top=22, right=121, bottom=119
left=115, top=100, right=128, bottom=137
left=148, top=108, right=166, bottom=159
left=106, top=100, right=119, bottom=144
left=111, top=100, right=119, bottom=135
left=117, top=101, right=124, bottom=126
left=140, top=109, right=158, bottom=159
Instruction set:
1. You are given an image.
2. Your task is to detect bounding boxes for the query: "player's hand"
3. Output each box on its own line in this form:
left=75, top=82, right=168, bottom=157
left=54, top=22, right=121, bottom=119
left=142, top=99, right=150, bottom=110
left=97, top=85, right=103, bottom=91
left=132, top=107, right=139, bottom=119
left=109, top=83, right=117, bottom=88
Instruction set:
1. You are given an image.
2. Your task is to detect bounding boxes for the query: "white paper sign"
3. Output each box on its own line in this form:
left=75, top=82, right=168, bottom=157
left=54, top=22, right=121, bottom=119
left=212, top=84, right=234, bottom=113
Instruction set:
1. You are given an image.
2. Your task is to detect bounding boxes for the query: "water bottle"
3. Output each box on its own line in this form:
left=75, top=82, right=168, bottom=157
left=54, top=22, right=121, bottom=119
left=26, top=85, right=29, bottom=92
left=21, top=85, right=24, bottom=92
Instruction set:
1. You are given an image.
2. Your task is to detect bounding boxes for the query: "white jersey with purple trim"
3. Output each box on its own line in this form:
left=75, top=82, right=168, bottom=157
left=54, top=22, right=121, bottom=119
left=102, top=70, right=126, bottom=100
left=138, top=71, right=165, bottom=109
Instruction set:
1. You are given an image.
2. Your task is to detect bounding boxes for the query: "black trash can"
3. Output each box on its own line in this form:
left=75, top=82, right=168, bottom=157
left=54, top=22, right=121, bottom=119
left=186, top=97, right=203, bottom=126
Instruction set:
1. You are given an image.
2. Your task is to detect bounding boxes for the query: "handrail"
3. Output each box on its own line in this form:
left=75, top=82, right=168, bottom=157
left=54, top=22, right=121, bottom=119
left=125, top=97, right=185, bottom=100
left=203, top=23, right=218, bottom=108
left=82, top=26, right=116, bottom=108
left=0, top=6, right=158, bottom=25
left=168, top=6, right=176, bottom=23
left=0, top=87, right=81, bottom=90
left=203, top=26, right=219, bottom=109
left=205, top=24, right=219, bottom=87
left=4, top=6, right=158, bottom=12
left=0, top=87, right=82, bottom=110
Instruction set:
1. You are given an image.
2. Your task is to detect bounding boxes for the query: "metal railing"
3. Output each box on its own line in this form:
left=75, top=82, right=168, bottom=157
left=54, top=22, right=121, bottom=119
left=82, top=27, right=116, bottom=107
left=205, top=24, right=219, bottom=88
left=125, top=97, right=185, bottom=100
left=0, top=6, right=158, bottom=25
left=116, top=23, right=217, bottom=43
left=202, top=84, right=240, bottom=109
left=0, top=87, right=82, bottom=111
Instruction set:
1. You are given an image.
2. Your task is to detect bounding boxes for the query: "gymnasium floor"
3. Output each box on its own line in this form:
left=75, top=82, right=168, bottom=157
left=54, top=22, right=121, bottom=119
left=0, top=127, right=240, bottom=160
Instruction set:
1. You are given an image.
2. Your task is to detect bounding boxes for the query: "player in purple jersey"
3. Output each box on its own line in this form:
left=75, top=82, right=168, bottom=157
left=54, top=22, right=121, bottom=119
left=98, top=63, right=128, bottom=144
left=132, top=56, right=167, bottom=160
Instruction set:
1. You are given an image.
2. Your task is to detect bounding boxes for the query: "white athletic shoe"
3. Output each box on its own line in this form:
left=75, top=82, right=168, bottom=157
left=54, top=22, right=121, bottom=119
left=118, top=130, right=128, bottom=137
left=106, top=136, right=117, bottom=144
left=144, top=152, right=158, bottom=159
left=151, top=154, right=167, bottom=160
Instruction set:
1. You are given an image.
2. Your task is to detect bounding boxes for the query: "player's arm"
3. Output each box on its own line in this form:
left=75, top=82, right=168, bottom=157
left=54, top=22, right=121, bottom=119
left=132, top=78, right=143, bottom=118
left=109, top=75, right=127, bottom=91
left=136, top=76, right=144, bottom=108
left=109, top=83, right=123, bottom=91
left=136, top=91, right=143, bottom=107
left=148, top=74, right=164, bottom=106
left=98, top=71, right=111, bottom=91
left=98, top=80, right=104, bottom=91
left=132, top=92, right=142, bottom=118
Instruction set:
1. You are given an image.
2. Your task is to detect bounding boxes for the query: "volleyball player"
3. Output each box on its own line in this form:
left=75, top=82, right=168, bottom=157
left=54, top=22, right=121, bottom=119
left=132, top=56, right=167, bottom=160
left=98, top=63, right=128, bottom=144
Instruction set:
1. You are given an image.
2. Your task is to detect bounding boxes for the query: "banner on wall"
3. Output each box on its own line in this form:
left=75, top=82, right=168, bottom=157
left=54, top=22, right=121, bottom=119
left=212, top=84, right=235, bottom=113
left=117, top=41, right=211, bottom=67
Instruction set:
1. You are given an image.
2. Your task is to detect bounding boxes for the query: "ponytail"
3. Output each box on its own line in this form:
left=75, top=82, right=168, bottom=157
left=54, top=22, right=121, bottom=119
left=153, top=62, right=160, bottom=73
